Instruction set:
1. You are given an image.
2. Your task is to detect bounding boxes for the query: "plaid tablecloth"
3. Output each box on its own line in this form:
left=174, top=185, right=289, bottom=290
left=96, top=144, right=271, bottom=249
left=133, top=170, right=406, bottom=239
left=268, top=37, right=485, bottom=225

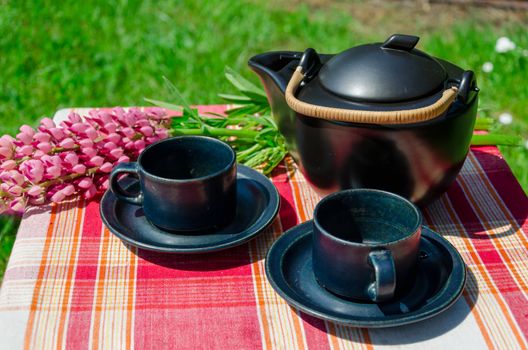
left=1, top=105, right=527, bottom=349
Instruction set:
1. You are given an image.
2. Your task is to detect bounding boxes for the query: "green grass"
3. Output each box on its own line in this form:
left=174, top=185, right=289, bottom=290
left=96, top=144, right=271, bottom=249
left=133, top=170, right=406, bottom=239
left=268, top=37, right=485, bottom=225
left=0, top=0, right=526, bottom=279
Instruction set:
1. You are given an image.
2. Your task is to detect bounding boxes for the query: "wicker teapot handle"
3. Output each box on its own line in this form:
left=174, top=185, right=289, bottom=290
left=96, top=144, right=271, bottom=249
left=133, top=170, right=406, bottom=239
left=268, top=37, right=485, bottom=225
left=285, top=66, right=459, bottom=125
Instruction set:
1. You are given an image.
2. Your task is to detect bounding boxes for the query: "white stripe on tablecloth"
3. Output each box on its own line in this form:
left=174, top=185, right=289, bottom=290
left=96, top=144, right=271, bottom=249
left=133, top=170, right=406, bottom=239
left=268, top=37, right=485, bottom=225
left=0, top=205, right=52, bottom=349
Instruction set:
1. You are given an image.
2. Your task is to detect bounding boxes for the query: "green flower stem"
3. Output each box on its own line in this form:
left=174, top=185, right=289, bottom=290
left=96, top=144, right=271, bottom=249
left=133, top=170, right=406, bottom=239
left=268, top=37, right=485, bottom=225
left=170, top=126, right=260, bottom=139
left=471, top=134, right=523, bottom=146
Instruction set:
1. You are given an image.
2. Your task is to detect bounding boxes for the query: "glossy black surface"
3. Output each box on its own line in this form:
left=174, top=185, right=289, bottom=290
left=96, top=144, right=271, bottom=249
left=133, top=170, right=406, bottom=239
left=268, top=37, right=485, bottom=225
left=312, top=189, right=421, bottom=302
left=102, top=165, right=279, bottom=253
left=109, top=136, right=237, bottom=232
left=318, top=36, right=447, bottom=103
left=265, top=221, right=466, bottom=328
left=248, top=35, right=479, bottom=206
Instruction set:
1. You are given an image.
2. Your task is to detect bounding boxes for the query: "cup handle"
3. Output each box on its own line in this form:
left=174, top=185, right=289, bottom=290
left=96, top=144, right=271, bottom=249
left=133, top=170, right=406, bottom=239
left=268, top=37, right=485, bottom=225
left=367, top=250, right=396, bottom=302
left=109, top=162, right=143, bottom=205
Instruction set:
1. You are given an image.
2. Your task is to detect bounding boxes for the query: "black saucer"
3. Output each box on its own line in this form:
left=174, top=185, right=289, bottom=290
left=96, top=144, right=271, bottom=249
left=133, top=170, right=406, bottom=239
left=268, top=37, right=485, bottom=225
left=100, top=165, right=279, bottom=253
left=265, top=221, right=466, bottom=328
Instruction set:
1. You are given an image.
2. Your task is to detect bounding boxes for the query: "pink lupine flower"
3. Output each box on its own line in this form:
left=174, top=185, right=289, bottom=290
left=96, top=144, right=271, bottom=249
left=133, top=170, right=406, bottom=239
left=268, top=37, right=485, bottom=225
left=121, top=127, right=135, bottom=138
left=64, top=152, right=78, bottom=166
left=19, top=145, right=34, bottom=156
left=84, top=185, right=97, bottom=199
left=100, top=162, right=113, bottom=173
left=46, top=166, right=62, bottom=179
left=62, top=185, right=75, bottom=196
left=37, top=142, right=53, bottom=153
left=16, top=132, right=33, bottom=145
left=81, top=147, right=97, bottom=157
left=117, top=155, right=130, bottom=163
left=34, top=132, right=51, bottom=143
left=9, top=198, right=26, bottom=214
left=70, top=123, right=88, bottom=133
left=28, top=196, right=45, bottom=206
left=68, top=112, right=82, bottom=124
left=20, top=125, right=35, bottom=137
left=104, top=142, right=117, bottom=151
left=105, top=133, right=121, bottom=144
left=0, top=107, right=169, bottom=213
left=109, top=148, right=123, bottom=159
left=8, top=185, right=23, bottom=196
left=140, top=126, right=154, bottom=137
left=157, top=129, right=169, bottom=139
left=0, top=135, right=15, bottom=148
left=104, top=123, right=117, bottom=133
left=79, top=139, right=94, bottom=148
left=50, top=191, right=66, bottom=203
left=134, top=140, right=145, bottom=150
left=85, top=127, right=98, bottom=140
left=48, top=127, right=65, bottom=140
left=1, top=160, right=17, bottom=170
left=20, top=160, right=45, bottom=183
left=72, top=164, right=87, bottom=174
left=0, top=147, right=13, bottom=159
left=40, top=118, right=56, bottom=129
left=8, top=170, right=25, bottom=186
left=27, top=185, right=43, bottom=197
left=59, top=138, right=75, bottom=149
left=77, top=177, right=93, bottom=189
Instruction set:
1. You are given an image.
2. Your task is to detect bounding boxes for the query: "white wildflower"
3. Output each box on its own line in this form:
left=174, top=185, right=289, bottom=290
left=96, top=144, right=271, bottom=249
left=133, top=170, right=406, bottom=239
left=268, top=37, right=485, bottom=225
left=482, top=62, right=494, bottom=73
left=495, top=37, right=516, bottom=53
left=498, top=112, right=513, bottom=125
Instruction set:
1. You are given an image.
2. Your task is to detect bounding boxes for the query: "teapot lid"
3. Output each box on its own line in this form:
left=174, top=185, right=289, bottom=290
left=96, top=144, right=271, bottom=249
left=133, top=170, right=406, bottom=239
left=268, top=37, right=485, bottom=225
left=316, top=34, right=447, bottom=103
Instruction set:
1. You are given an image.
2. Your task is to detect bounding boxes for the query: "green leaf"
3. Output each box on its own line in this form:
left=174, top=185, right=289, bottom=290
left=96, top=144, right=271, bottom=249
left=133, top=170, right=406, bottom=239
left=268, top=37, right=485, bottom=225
left=217, top=94, right=253, bottom=104
left=224, top=66, right=266, bottom=96
left=239, top=90, right=269, bottom=104
left=144, top=98, right=183, bottom=112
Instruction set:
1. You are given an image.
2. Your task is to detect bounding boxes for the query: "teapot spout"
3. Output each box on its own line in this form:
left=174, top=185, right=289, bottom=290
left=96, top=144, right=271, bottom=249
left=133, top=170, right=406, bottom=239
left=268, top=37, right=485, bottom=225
left=248, top=51, right=302, bottom=94
left=248, top=52, right=303, bottom=159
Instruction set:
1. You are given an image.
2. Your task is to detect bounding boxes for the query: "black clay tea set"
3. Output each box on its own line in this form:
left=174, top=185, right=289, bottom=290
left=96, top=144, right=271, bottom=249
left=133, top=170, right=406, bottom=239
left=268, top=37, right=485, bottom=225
left=101, top=34, right=475, bottom=328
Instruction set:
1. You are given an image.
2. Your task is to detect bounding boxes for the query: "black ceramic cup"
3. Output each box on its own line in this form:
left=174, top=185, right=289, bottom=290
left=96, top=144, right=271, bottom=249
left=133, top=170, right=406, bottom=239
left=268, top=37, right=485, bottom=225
left=312, top=189, right=421, bottom=302
left=109, top=136, right=237, bottom=232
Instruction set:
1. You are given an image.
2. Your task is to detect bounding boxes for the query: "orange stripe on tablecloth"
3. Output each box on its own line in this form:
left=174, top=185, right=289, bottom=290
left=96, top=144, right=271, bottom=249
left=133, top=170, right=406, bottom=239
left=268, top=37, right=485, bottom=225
left=125, top=245, right=137, bottom=350
left=285, top=157, right=309, bottom=223
left=325, top=322, right=342, bottom=350
left=423, top=207, right=495, bottom=349
left=56, top=199, right=85, bottom=348
left=438, top=195, right=526, bottom=348
left=250, top=238, right=273, bottom=350
left=91, top=227, right=110, bottom=350
left=24, top=203, right=58, bottom=350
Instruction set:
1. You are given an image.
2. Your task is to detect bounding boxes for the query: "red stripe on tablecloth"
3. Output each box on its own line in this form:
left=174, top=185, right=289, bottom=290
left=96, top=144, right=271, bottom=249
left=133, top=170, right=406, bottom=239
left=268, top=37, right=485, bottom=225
left=472, top=146, right=528, bottom=227
left=446, top=180, right=528, bottom=343
left=134, top=247, right=262, bottom=349
left=65, top=200, right=104, bottom=348
left=271, top=161, right=298, bottom=231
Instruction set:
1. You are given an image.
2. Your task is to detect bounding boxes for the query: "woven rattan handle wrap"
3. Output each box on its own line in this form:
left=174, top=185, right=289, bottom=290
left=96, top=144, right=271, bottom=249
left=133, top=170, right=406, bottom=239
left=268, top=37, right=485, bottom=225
left=285, top=66, right=458, bottom=124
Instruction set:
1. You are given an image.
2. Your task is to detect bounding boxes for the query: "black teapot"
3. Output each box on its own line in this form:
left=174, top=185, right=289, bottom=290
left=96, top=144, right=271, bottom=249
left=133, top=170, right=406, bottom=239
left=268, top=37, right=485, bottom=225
left=249, top=34, right=479, bottom=206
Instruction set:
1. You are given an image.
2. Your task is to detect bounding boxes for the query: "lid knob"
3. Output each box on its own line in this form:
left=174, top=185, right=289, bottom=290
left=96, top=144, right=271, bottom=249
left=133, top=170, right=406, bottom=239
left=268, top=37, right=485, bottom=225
left=381, top=34, right=419, bottom=51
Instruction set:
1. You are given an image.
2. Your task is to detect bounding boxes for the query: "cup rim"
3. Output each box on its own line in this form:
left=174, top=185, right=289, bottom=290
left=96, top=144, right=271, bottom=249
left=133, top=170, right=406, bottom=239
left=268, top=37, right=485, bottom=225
left=137, top=135, right=236, bottom=183
left=313, top=189, right=422, bottom=247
